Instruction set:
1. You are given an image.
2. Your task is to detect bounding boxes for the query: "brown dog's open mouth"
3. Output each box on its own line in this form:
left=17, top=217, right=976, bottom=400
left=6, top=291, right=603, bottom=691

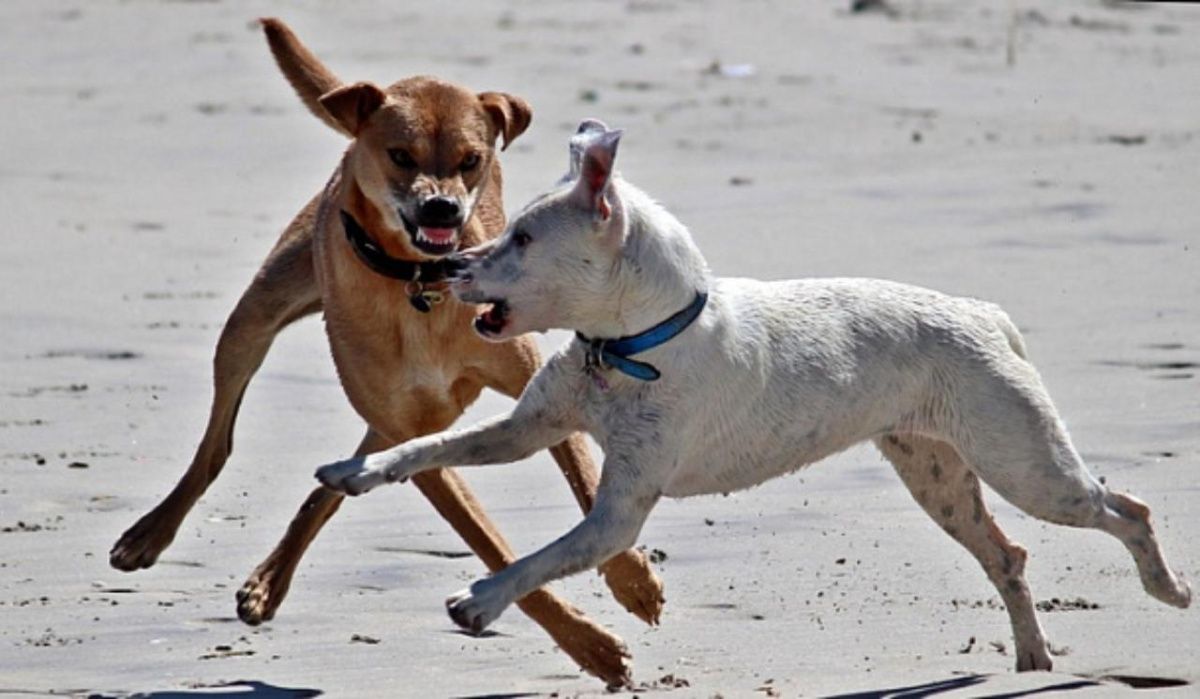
left=474, top=300, right=509, bottom=337
left=400, top=210, right=459, bottom=256
left=415, top=226, right=457, bottom=254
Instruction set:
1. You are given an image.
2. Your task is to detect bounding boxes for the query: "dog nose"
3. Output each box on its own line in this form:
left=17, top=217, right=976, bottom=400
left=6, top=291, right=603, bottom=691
left=419, top=196, right=462, bottom=227
left=443, top=252, right=471, bottom=278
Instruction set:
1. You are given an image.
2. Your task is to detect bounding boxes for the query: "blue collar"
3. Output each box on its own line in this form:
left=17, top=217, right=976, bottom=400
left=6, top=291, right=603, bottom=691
left=576, top=291, right=708, bottom=382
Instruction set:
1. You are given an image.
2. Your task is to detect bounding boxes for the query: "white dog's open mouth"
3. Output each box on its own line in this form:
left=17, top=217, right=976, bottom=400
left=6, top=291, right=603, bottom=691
left=474, top=299, right=510, bottom=337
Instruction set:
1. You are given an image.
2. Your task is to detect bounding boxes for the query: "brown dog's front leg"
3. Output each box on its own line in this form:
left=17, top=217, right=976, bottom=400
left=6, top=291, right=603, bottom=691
left=237, top=426, right=387, bottom=625
left=412, top=467, right=632, bottom=689
left=237, top=486, right=344, bottom=625
left=110, top=217, right=321, bottom=572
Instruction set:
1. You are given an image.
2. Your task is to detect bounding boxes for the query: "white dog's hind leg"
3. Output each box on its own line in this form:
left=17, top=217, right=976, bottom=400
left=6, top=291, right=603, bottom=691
left=877, top=434, right=1053, bottom=672
left=1095, top=490, right=1192, bottom=608
left=949, top=360, right=1192, bottom=610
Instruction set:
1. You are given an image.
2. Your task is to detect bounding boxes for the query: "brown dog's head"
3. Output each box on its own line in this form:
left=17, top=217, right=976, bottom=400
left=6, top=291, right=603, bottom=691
left=320, top=77, right=531, bottom=258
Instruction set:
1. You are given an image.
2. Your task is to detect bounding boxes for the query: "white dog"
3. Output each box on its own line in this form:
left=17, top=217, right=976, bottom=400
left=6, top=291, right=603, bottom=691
left=318, top=120, right=1191, bottom=672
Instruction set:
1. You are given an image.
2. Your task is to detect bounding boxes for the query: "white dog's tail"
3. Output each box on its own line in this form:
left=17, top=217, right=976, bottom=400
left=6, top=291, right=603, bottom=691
left=991, top=306, right=1028, bottom=360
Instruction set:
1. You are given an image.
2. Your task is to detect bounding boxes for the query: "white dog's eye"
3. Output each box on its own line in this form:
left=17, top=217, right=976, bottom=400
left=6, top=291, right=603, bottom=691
left=513, top=231, right=532, bottom=248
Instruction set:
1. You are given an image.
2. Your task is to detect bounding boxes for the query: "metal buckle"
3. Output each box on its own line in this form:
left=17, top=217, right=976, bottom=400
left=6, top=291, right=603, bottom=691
left=585, top=338, right=610, bottom=372
left=583, top=339, right=611, bottom=391
left=406, top=281, right=445, bottom=313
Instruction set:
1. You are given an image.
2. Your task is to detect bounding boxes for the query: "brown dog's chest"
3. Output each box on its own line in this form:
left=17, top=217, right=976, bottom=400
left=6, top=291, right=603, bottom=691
left=317, top=241, right=491, bottom=439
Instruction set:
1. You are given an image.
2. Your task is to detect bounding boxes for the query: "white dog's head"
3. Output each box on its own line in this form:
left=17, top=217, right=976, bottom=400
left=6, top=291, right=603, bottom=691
left=451, top=121, right=630, bottom=341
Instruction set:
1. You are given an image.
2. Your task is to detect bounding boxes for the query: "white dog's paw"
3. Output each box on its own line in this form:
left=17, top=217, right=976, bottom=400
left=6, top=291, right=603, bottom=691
left=445, top=582, right=506, bottom=635
left=315, top=456, right=386, bottom=496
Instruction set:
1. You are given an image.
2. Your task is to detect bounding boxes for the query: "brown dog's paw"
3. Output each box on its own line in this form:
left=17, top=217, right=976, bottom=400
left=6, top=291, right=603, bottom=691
left=599, top=549, right=665, bottom=626
left=519, top=589, right=633, bottom=688
left=551, top=611, right=633, bottom=689
left=236, top=566, right=291, bottom=626
left=109, top=509, right=177, bottom=571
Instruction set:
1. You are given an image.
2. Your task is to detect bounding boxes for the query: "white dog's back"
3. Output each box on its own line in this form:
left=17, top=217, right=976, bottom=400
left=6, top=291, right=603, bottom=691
left=654, top=277, right=1027, bottom=496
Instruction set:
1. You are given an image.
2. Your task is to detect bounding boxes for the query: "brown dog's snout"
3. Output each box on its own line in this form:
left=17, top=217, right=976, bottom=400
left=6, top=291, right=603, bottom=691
left=419, top=196, right=463, bottom=227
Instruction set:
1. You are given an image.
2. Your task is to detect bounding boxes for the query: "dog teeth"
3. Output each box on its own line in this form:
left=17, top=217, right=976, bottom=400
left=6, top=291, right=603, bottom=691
left=417, top=228, right=455, bottom=247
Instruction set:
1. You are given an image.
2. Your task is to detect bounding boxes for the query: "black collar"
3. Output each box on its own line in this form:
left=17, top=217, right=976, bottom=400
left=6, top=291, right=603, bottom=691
left=340, top=210, right=455, bottom=284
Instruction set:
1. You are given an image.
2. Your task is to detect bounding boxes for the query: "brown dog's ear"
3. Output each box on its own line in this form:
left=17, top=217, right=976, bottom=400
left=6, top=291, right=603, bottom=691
left=319, top=82, right=387, bottom=137
left=478, top=92, right=532, bottom=151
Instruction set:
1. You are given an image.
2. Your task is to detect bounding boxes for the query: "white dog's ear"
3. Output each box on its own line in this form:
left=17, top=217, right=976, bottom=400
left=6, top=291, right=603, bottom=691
left=569, top=128, right=621, bottom=221
left=565, top=119, right=609, bottom=180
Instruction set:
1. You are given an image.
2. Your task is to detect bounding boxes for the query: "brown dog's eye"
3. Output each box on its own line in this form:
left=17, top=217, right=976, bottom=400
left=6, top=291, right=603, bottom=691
left=460, top=153, right=481, bottom=172
left=513, top=231, right=531, bottom=248
left=389, top=149, right=416, bottom=169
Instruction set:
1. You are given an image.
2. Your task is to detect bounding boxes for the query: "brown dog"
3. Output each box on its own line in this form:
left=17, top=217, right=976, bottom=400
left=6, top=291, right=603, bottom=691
left=108, top=17, right=663, bottom=686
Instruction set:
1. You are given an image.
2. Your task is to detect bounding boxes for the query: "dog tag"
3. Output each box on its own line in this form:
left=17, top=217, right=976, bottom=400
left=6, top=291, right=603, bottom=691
left=409, top=293, right=432, bottom=313
left=588, top=368, right=610, bottom=392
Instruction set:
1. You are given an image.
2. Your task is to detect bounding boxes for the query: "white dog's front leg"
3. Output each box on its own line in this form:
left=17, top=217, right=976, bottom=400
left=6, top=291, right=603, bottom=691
left=316, top=411, right=572, bottom=496
left=317, top=357, right=582, bottom=496
left=445, top=465, right=662, bottom=634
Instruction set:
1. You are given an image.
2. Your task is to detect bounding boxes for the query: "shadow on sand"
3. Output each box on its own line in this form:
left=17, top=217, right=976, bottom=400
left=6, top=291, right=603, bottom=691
left=79, top=680, right=322, bottom=699
left=45, top=672, right=1188, bottom=699
left=821, top=674, right=1102, bottom=699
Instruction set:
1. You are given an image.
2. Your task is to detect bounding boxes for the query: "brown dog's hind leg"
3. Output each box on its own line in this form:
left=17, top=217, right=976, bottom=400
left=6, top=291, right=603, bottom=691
left=413, top=467, right=632, bottom=688
left=110, top=207, right=321, bottom=571
left=486, top=336, right=665, bottom=626
left=236, top=428, right=385, bottom=625
left=877, top=434, right=1054, bottom=672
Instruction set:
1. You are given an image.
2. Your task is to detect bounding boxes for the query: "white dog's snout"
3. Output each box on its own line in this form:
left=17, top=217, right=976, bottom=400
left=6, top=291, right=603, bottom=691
left=452, top=241, right=500, bottom=281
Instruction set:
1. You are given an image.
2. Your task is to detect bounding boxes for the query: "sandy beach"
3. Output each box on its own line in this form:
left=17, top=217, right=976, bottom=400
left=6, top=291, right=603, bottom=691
left=1, top=1, right=1197, bottom=696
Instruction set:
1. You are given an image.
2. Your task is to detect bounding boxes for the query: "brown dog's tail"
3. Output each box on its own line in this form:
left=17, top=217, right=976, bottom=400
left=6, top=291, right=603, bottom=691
left=260, top=17, right=352, bottom=138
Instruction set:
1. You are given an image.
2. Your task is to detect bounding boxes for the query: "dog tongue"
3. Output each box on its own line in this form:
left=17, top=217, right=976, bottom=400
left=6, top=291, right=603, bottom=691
left=421, top=227, right=455, bottom=244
